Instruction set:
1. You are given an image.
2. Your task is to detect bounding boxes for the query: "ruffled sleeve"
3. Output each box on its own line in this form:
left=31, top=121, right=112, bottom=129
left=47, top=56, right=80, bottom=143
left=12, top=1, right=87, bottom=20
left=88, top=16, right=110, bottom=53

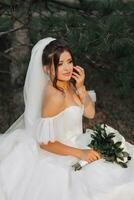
left=29, top=115, right=62, bottom=145
left=88, top=90, right=96, bottom=102
left=33, top=118, right=56, bottom=144
left=30, top=112, right=66, bottom=145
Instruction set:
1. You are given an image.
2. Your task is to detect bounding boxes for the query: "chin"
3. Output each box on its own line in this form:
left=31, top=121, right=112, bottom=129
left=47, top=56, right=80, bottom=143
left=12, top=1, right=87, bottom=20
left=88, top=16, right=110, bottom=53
left=64, top=77, right=71, bottom=82
left=58, top=76, right=71, bottom=81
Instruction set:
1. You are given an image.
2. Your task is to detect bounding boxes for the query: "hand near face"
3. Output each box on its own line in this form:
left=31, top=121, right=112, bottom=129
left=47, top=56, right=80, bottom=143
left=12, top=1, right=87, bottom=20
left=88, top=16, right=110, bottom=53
left=71, top=66, right=85, bottom=89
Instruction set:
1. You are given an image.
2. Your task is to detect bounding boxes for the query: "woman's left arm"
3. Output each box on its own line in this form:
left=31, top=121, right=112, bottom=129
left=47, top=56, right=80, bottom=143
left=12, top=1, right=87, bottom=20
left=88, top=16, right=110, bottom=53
left=72, top=66, right=95, bottom=119
left=76, top=85, right=95, bottom=118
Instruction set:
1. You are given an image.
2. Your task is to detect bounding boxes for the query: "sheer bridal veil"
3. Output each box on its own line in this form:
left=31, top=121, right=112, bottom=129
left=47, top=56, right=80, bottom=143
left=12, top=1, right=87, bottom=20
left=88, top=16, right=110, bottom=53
left=4, top=37, right=56, bottom=134
left=0, top=37, right=56, bottom=160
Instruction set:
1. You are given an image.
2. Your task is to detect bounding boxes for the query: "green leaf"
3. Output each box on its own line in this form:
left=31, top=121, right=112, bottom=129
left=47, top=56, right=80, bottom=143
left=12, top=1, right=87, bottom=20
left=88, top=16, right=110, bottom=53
left=118, top=162, right=128, bottom=168
left=91, top=134, right=97, bottom=140
left=116, top=152, right=123, bottom=158
left=118, top=156, right=124, bottom=161
left=107, top=132, right=115, bottom=139
left=122, top=151, right=129, bottom=157
left=115, top=148, right=124, bottom=154
left=114, top=141, right=122, bottom=148
left=72, top=163, right=82, bottom=171
left=105, top=155, right=115, bottom=162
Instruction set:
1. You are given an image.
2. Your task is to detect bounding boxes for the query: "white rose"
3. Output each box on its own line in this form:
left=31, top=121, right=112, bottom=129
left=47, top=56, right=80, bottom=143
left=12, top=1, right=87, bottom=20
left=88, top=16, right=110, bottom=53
left=116, top=157, right=128, bottom=163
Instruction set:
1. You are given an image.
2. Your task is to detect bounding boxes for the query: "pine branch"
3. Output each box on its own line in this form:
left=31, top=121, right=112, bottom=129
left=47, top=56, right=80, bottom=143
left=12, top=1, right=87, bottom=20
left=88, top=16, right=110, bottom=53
left=0, top=51, right=12, bottom=61
left=0, top=25, right=24, bottom=37
left=49, top=0, right=81, bottom=11
left=4, top=42, right=32, bottom=53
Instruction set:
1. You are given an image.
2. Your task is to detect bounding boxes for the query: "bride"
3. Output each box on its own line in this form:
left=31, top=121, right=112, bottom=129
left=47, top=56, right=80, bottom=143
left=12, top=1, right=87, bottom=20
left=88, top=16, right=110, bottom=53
left=0, top=37, right=134, bottom=200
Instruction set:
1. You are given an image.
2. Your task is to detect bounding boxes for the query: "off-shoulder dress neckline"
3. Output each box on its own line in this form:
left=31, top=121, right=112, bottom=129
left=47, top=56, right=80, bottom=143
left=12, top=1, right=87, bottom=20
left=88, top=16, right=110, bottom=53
left=41, top=104, right=84, bottom=120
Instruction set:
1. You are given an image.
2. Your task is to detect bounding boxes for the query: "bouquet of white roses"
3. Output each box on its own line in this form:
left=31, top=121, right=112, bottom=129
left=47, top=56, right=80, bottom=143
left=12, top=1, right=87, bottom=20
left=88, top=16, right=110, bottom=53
left=72, top=124, right=131, bottom=171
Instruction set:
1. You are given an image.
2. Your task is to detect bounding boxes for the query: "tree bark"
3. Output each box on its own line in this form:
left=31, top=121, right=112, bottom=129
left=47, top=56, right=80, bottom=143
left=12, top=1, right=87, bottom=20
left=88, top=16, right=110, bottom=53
left=8, top=0, right=32, bottom=125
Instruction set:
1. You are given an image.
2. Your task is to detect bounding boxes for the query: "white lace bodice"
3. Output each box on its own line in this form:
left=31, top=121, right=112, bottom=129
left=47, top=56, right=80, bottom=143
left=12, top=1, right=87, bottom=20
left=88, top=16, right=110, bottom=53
left=30, top=105, right=84, bottom=146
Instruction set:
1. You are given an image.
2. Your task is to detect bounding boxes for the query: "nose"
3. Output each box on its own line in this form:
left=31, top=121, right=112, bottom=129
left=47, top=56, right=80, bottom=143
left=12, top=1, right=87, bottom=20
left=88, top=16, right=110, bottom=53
left=63, top=63, right=71, bottom=72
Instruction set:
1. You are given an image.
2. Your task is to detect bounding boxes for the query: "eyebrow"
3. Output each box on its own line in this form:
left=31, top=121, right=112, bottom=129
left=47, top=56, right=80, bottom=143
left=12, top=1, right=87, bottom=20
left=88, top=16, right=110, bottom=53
left=59, top=58, right=72, bottom=63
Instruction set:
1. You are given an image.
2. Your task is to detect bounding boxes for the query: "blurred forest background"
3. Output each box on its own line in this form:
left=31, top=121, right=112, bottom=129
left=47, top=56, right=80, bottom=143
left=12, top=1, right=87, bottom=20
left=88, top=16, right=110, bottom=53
left=0, top=0, right=134, bottom=142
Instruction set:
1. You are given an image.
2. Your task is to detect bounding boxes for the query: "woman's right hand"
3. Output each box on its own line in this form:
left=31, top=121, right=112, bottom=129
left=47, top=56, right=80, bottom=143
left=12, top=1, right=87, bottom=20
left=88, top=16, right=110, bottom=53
left=79, top=149, right=101, bottom=163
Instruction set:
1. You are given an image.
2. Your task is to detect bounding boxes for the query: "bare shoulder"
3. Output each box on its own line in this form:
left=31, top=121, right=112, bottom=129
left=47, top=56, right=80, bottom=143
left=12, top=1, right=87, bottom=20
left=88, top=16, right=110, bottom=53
left=41, top=83, right=65, bottom=118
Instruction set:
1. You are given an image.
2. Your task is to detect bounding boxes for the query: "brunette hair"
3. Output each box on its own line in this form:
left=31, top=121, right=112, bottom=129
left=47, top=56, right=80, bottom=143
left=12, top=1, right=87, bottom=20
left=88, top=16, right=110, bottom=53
left=42, top=38, right=76, bottom=93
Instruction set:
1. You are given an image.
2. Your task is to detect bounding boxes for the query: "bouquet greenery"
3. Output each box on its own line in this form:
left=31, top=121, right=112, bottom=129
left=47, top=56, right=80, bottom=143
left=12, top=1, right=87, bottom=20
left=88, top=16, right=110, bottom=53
left=72, top=124, right=131, bottom=171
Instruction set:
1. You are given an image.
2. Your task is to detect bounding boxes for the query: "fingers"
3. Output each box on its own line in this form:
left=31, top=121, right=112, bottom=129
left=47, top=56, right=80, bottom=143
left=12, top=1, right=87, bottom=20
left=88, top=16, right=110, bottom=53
left=72, top=71, right=80, bottom=78
left=93, top=151, right=101, bottom=160
left=71, top=74, right=79, bottom=82
left=88, top=155, right=98, bottom=162
left=74, top=65, right=84, bottom=72
left=88, top=150, right=101, bottom=163
left=71, top=66, right=85, bottom=88
left=73, top=66, right=85, bottom=76
left=72, top=66, right=85, bottom=85
left=87, top=159, right=92, bottom=163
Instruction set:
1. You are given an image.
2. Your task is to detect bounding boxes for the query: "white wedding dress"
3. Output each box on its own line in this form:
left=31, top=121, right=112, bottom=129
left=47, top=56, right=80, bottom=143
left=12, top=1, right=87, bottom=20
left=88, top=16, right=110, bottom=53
left=0, top=104, right=134, bottom=200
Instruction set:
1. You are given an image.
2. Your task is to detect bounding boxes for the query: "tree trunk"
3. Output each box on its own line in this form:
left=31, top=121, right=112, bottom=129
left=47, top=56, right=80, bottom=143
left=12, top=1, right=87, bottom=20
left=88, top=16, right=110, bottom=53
left=8, top=0, right=31, bottom=126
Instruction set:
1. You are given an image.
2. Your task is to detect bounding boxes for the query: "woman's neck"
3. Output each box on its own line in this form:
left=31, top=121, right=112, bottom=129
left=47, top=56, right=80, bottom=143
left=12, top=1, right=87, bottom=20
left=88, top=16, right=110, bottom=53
left=57, top=80, right=70, bottom=91
left=48, top=79, right=70, bottom=91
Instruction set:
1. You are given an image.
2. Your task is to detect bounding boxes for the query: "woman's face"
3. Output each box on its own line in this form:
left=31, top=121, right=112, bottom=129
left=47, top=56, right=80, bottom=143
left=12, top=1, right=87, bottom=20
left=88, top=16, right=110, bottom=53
left=44, top=50, right=73, bottom=82
left=56, top=51, right=74, bottom=81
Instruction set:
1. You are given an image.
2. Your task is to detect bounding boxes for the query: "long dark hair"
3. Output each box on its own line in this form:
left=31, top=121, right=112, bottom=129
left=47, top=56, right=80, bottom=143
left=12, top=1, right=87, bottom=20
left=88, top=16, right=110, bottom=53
left=42, top=38, right=76, bottom=93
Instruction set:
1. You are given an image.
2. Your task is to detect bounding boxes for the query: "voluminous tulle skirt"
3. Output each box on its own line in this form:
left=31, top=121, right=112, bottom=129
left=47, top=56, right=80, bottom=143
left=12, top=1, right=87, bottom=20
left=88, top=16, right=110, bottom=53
left=0, top=129, right=134, bottom=200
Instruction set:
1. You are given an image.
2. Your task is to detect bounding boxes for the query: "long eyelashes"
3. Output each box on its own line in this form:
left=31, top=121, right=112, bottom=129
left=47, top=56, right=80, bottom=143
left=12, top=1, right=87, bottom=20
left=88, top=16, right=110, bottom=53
left=58, top=60, right=73, bottom=67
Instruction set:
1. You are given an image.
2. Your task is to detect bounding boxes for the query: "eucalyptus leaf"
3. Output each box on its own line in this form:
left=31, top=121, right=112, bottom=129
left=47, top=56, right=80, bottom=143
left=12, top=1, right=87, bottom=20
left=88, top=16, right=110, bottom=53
left=118, top=162, right=128, bottom=168
left=107, top=132, right=116, bottom=139
left=122, top=151, right=129, bottom=157
left=114, top=141, right=122, bottom=148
